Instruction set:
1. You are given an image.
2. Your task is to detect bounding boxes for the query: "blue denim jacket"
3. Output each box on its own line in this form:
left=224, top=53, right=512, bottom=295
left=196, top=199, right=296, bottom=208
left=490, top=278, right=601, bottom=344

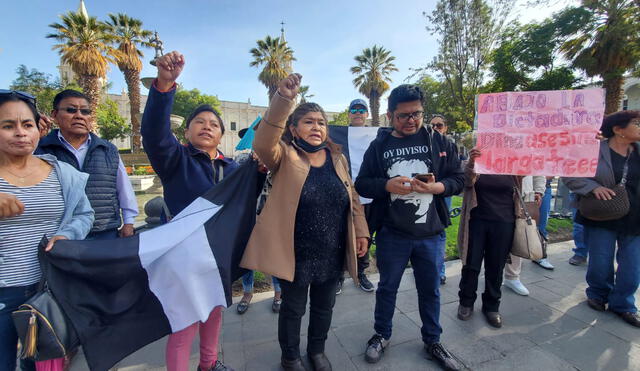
left=36, top=154, right=95, bottom=240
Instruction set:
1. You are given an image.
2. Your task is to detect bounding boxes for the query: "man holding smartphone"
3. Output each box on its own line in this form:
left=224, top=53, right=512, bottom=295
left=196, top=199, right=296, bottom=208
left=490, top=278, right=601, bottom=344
left=355, top=84, right=464, bottom=370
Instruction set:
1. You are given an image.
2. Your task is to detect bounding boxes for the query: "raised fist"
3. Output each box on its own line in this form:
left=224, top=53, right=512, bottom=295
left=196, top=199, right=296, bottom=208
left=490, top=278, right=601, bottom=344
left=156, top=51, right=185, bottom=90
left=277, top=73, right=302, bottom=100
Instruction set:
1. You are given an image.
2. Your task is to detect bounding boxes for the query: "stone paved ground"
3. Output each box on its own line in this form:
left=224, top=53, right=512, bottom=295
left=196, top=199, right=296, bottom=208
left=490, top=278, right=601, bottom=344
left=68, top=241, right=640, bottom=371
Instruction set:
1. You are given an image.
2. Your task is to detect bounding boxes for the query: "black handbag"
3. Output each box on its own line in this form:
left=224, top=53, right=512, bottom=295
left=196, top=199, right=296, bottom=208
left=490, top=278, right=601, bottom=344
left=579, top=150, right=631, bottom=221
left=11, top=242, right=79, bottom=361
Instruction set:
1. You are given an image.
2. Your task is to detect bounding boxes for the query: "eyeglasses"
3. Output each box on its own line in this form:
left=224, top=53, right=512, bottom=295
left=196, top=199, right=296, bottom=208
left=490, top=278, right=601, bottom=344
left=350, top=108, right=367, bottom=114
left=395, top=111, right=424, bottom=122
left=631, top=118, right=640, bottom=127
left=431, top=123, right=445, bottom=129
left=60, top=107, right=92, bottom=116
left=0, top=89, right=37, bottom=106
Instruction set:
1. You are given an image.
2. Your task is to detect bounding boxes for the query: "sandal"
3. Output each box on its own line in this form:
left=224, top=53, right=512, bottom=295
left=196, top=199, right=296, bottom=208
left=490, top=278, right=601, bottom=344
left=272, top=298, right=282, bottom=313
left=237, top=299, right=250, bottom=315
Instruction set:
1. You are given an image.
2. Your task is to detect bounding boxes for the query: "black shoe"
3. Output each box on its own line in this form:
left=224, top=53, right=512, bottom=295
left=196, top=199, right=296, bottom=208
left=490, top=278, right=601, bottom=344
left=307, top=353, right=332, bottom=371
left=569, top=255, right=587, bottom=266
left=614, top=311, right=640, bottom=328
left=364, top=333, right=389, bottom=364
left=272, top=298, right=282, bottom=313
left=483, top=311, right=502, bottom=328
left=236, top=299, right=250, bottom=315
left=211, top=360, right=235, bottom=371
left=440, top=276, right=446, bottom=285
left=457, top=305, right=473, bottom=321
left=336, top=279, right=343, bottom=295
left=425, top=342, right=461, bottom=371
left=587, top=298, right=606, bottom=312
left=358, top=274, right=375, bottom=292
left=281, top=357, right=307, bottom=371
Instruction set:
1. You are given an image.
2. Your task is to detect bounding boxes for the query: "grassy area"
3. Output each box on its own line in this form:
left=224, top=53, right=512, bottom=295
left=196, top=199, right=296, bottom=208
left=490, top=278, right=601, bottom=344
left=445, top=196, right=463, bottom=260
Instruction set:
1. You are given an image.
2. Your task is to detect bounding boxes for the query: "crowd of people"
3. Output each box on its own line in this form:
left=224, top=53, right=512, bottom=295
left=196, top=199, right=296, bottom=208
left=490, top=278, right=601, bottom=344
left=1, top=49, right=639, bottom=371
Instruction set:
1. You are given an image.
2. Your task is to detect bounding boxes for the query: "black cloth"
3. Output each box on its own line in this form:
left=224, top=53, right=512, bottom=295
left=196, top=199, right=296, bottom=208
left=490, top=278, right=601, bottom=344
left=278, top=278, right=339, bottom=359
left=577, top=148, right=640, bottom=235
left=458, top=218, right=514, bottom=312
left=379, top=132, right=445, bottom=238
left=355, top=126, right=464, bottom=236
left=293, top=154, right=349, bottom=286
left=470, top=175, right=516, bottom=223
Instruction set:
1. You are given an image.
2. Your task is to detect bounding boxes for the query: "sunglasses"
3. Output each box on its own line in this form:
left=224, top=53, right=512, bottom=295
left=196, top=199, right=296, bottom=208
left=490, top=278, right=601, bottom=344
left=60, top=107, right=92, bottom=116
left=431, top=123, right=445, bottom=128
left=0, top=89, right=37, bottom=106
left=350, top=108, right=367, bottom=114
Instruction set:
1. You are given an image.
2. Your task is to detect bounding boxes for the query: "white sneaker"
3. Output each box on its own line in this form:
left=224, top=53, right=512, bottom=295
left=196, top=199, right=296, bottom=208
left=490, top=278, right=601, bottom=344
left=503, top=279, right=529, bottom=296
left=534, top=258, right=554, bottom=270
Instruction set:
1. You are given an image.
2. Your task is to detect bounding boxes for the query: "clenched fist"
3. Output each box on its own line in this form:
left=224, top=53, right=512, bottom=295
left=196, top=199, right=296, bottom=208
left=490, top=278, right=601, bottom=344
left=277, top=73, right=302, bottom=100
left=0, top=192, right=25, bottom=219
left=156, top=51, right=185, bottom=91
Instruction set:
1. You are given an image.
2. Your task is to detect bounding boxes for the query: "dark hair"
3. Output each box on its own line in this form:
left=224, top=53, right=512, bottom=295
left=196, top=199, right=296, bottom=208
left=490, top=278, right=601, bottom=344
left=0, top=93, right=40, bottom=127
left=185, top=104, right=225, bottom=135
left=600, top=110, right=640, bottom=138
left=282, top=102, right=340, bottom=151
left=430, top=113, right=447, bottom=124
left=53, top=89, right=89, bottom=110
left=387, top=84, right=425, bottom=112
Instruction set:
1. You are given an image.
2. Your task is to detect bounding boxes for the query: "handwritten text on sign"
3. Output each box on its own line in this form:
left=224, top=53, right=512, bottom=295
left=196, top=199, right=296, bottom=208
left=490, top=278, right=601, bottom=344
left=475, top=89, right=604, bottom=177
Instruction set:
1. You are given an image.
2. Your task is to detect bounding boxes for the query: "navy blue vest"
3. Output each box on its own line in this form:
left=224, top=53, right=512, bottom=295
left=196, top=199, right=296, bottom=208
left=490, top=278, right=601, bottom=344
left=37, top=130, right=122, bottom=232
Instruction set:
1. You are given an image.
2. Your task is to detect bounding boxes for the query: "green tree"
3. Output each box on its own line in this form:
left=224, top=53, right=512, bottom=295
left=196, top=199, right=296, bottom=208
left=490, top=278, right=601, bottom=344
left=298, top=85, right=314, bottom=103
left=350, top=45, right=398, bottom=126
left=415, top=74, right=472, bottom=133
left=425, top=0, right=514, bottom=126
left=105, top=13, right=153, bottom=153
left=171, top=87, right=222, bottom=143
left=487, top=21, right=580, bottom=92
left=249, top=35, right=296, bottom=101
left=97, top=99, right=130, bottom=141
left=10, top=65, right=82, bottom=114
left=47, top=11, right=120, bottom=120
left=328, top=109, right=349, bottom=126
left=553, top=1, right=640, bottom=113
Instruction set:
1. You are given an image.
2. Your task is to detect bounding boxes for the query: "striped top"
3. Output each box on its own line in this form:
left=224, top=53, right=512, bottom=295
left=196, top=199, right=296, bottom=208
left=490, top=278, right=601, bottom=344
left=0, top=169, right=64, bottom=286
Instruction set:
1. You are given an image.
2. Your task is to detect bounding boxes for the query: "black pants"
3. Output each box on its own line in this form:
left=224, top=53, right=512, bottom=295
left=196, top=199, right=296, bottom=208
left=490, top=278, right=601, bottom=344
left=458, top=218, right=514, bottom=312
left=279, top=278, right=339, bottom=360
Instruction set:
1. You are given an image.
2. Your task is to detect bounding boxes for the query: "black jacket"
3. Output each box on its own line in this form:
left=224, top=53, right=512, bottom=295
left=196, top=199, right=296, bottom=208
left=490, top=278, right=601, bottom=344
left=354, top=126, right=464, bottom=235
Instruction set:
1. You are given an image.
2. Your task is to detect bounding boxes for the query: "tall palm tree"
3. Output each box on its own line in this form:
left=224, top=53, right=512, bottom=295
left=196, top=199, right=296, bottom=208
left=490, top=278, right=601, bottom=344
left=249, top=35, right=296, bottom=101
left=298, top=85, right=314, bottom=103
left=105, top=13, right=153, bottom=153
left=47, top=11, right=119, bottom=121
left=351, top=45, right=398, bottom=126
left=556, top=0, right=640, bottom=113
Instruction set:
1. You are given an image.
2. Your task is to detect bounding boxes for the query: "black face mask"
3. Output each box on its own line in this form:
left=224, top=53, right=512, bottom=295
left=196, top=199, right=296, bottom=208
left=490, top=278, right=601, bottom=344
left=293, top=137, right=327, bottom=153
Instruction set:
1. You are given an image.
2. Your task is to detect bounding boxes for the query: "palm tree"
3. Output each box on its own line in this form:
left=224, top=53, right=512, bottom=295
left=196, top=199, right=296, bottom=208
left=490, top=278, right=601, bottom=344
left=105, top=13, right=153, bottom=153
left=556, top=1, right=640, bottom=114
left=298, top=85, right=314, bottom=103
left=351, top=45, right=398, bottom=126
left=47, top=11, right=119, bottom=121
left=249, top=35, right=296, bottom=100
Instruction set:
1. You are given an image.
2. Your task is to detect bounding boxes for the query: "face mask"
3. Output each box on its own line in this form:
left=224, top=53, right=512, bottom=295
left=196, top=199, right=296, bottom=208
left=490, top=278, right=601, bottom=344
left=292, top=137, right=327, bottom=153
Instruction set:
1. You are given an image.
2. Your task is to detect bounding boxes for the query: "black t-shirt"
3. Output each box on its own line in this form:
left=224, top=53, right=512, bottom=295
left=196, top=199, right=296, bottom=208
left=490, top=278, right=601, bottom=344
left=381, top=133, right=443, bottom=238
left=470, top=175, right=516, bottom=223
left=577, top=148, right=640, bottom=235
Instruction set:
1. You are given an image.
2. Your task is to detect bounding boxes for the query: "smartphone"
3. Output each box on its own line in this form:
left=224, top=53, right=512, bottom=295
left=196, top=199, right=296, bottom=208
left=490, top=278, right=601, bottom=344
left=415, top=173, right=434, bottom=182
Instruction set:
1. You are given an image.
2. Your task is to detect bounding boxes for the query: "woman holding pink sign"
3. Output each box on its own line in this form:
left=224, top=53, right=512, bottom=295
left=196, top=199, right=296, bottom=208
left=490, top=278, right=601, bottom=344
left=564, top=110, right=640, bottom=328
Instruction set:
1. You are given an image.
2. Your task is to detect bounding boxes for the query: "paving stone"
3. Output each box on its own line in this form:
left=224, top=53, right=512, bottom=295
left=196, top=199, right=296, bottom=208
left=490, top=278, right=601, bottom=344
left=351, top=339, right=443, bottom=371
left=473, top=345, right=576, bottom=371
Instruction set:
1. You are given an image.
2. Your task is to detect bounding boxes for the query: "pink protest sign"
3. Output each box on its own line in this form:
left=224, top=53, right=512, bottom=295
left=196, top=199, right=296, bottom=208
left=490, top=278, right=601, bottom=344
left=474, top=89, right=605, bottom=177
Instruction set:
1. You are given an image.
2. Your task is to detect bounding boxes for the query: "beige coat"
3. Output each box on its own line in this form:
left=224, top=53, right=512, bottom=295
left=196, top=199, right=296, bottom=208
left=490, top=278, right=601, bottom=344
left=240, top=93, right=370, bottom=282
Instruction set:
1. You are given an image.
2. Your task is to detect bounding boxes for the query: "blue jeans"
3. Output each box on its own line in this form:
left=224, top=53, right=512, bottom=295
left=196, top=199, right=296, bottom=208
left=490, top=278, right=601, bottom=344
left=538, top=186, right=552, bottom=238
left=242, top=270, right=281, bottom=293
left=570, top=193, right=587, bottom=258
left=584, top=226, right=640, bottom=313
left=374, top=227, right=443, bottom=344
left=440, top=197, right=452, bottom=278
left=0, top=284, right=38, bottom=371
